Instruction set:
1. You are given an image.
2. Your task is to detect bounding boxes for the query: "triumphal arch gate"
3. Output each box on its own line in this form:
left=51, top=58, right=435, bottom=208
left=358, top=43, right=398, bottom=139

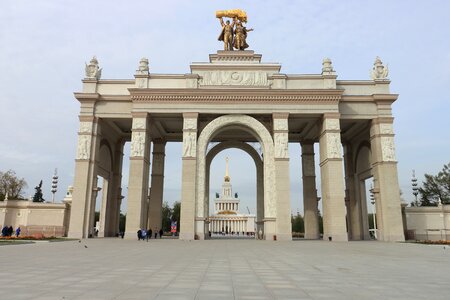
left=68, top=13, right=405, bottom=242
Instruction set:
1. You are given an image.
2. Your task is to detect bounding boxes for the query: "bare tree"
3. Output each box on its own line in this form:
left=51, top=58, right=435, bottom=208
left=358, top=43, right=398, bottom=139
left=0, top=170, right=28, bottom=200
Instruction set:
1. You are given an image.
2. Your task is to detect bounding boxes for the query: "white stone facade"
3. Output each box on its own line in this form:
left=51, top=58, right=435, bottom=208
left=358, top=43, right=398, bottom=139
left=68, top=50, right=404, bottom=242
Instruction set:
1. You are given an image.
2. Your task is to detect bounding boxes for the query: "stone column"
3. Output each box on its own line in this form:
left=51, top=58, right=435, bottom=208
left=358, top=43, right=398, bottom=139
left=109, top=140, right=125, bottom=237
left=179, top=113, right=198, bottom=240
left=98, top=178, right=109, bottom=237
left=370, top=118, right=405, bottom=241
left=343, top=144, right=361, bottom=240
left=124, top=114, right=151, bottom=238
left=319, top=113, right=348, bottom=241
left=301, top=141, right=320, bottom=239
left=273, top=113, right=292, bottom=241
left=68, top=116, right=100, bottom=239
left=148, top=139, right=166, bottom=231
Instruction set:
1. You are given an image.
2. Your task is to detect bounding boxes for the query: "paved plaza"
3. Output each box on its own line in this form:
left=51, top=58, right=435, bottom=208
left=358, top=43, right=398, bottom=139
left=1, top=239, right=449, bottom=299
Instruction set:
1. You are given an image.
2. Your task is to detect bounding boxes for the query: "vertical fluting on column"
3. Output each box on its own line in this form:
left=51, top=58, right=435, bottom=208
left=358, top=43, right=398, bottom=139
left=125, top=113, right=151, bottom=239
left=69, top=116, right=100, bottom=239
left=319, top=113, right=348, bottom=241
left=180, top=113, right=198, bottom=240
left=147, top=139, right=166, bottom=232
left=273, top=113, right=292, bottom=241
left=370, top=118, right=405, bottom=241
left=301, top=141, right=320, bottom=239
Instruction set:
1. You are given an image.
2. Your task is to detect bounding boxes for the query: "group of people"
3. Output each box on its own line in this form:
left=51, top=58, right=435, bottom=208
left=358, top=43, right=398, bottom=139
left=137, top=228, right=163, bottom=241
left=1, top=226, right=20, bottom=237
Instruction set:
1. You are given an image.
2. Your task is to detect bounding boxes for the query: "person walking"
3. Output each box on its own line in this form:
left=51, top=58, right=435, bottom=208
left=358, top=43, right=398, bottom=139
left=137, top=229, right=142, bottom=241
left=141, top=228, right=147, bottom=241
left=15, top=227, right=21, bottom=237
left=154, top=229, right=158, bottom=239
left=148, top=229, right=153, bottom=239
left=159, top=228, right=163, bottom=239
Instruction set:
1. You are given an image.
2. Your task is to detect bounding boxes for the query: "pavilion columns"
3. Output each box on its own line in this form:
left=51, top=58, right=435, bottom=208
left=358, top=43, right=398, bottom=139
left=179, top=113, right=198, bottom=240
left=319, top=113, right=348, bottom=241
left=273, top=113, right=292, bottom=241
left=301, top=142, right=320, bottom=239
left=370, top=118, right=405, bottom=241
left=124, top=113, right=151, bottom=239
left=147, top=140, right=166, bottom=232
left=343, top=144, right=360, bottom=240
left=109, top=140, right=125, bottom=236
left=68, top=116, right=100, bottom=239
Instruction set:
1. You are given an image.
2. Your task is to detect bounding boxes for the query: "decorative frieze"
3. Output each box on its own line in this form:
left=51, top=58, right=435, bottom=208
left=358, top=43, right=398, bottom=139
left=274, top=134, right=288, bottom=159
left=381, top=136, right=397, bottom=162
left=327, top=134, right=342, bottom=159
left=199, top=70, right=269, bottom=86
left=130, top=131, right=146, bottom=157
left=182, top=132, right=197, bottom=157
left=76, top=135, right=91, bottom=160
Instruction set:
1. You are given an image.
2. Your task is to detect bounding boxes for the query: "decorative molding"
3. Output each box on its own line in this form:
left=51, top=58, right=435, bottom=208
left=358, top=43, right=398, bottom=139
left=132, top=94, right=341, bottom=103
left=324, top=118, right=340, bottom=131
left=183, top=118, right=197, bottom=130
left=273, top=118, right=288, bottom=131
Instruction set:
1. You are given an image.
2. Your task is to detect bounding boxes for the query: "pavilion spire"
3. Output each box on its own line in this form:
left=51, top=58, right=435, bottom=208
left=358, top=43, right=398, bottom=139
left=224, top=157, right=230, bottom=182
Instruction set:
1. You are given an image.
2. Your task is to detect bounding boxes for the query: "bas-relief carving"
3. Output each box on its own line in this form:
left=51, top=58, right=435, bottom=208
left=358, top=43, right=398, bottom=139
left=131, top=132, right=145, bottom=157
left=327, top=134, right=341, bottom=159
left=183, top=118, right=197, bottom=130
left=380, top=123, right=394, bottom=135
left=132, top=118, right=146, bottom=130
left=79, top=122, right=92, bottom=134
left=325, top=119, right=340, bottom=131
left=273, top=119, right=288, bottom=131
left=76, top=135, right=91, bottom=160
left=183, top=132, right=197, bottom=157
left=199, top=71, right=269, bottom=86
left=381, top=136, right=397, bottom=162
left=275, top=134, right=288, bottom=159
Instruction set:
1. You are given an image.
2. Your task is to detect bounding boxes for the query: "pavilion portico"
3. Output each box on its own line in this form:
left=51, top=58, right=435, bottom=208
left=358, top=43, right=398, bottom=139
left=68, top=51, right=405, bottom=242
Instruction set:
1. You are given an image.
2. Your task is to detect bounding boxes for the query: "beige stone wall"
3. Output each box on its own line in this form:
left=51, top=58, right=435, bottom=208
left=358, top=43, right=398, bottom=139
left=0, top=200, right=70, bottom=237
left=405, top=205, right=450, bottom=240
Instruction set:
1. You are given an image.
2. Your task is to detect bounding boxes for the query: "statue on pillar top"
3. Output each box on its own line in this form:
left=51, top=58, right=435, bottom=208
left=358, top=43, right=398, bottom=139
left=216, top=9, right=253, bottom=51
left=85, top=56, right=102, bottom=80
left=370, top=56, right=389, bottom=80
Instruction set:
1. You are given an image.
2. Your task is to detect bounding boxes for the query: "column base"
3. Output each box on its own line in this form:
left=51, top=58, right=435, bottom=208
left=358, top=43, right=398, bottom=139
left=323, top=233, right=348, bottom=242
left=179, top=232, right=195, bottom=240
left=276, top=233, right=292, bottom=241
left=304, top=233, right=320, bottom=240
left=67, top=231, right=83, bottom=239
left=124, top=230, right=140, bottom=240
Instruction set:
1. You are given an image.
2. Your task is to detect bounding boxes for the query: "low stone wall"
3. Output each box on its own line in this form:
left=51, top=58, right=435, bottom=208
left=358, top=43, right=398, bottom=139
left=0, top=200, right=71, bottom=237
left=405, top=204, right=450, bottom=241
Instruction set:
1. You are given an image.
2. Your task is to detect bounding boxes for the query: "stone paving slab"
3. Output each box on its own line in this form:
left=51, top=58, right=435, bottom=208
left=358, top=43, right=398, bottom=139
left=0, top=239, right=449, bottom=299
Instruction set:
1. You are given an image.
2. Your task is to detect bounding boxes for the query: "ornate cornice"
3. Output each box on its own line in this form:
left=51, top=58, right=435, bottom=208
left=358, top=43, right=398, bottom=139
left=129, top=89, right=343, bottom=103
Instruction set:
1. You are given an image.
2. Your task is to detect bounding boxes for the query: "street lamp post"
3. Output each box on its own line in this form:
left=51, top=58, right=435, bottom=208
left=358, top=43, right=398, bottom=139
left=411, top=170, right=419, bottom=206
left=370, top=185, right=377, bottom=239
left=51, top=169, right=58, bottom=203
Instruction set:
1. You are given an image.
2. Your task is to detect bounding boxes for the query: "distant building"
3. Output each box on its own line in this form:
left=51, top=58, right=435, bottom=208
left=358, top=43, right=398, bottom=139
left=209, top=158, right=255, bottom=235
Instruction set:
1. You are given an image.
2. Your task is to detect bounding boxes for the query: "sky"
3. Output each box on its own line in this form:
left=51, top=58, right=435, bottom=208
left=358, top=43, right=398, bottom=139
left=0, top=1, right=449, bottom=216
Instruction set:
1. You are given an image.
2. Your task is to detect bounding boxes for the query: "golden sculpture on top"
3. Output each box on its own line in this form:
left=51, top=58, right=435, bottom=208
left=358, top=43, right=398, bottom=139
left=216, top=9, right=253, bottom=51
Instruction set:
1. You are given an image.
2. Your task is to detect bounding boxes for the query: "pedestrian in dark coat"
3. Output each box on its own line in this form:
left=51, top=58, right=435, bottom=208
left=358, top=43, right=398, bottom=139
left=148, top=229, right=153, bottom=239
left=159, top=229, right=163, bottom=238
left=137, top=229, right=142, bottom=240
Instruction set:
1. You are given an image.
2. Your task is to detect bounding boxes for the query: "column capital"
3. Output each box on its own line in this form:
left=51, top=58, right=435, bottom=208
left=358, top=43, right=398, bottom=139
left=272, top=112, right=289, bottom=119
left=322, top=112, right=340, bottom=120
left=183, top=112, right=199, bottom=119
left=78, top=115, right=98, bottom=123
left=131, top=112, right=149, bottom=119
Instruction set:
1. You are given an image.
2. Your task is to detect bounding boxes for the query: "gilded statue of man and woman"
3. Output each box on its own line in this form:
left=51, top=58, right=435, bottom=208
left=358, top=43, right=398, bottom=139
left=217, top=9, right=253, bottom=51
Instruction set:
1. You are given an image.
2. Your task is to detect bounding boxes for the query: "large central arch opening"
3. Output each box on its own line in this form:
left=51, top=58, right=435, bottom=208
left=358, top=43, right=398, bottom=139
left=207, top=144, right=261, bottom=239
left=196, top=115, right=275, bottom=240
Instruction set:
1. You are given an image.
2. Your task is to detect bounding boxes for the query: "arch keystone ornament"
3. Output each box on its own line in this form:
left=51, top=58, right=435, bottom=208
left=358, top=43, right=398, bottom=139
left=68, top=10, right=404, bottom=243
